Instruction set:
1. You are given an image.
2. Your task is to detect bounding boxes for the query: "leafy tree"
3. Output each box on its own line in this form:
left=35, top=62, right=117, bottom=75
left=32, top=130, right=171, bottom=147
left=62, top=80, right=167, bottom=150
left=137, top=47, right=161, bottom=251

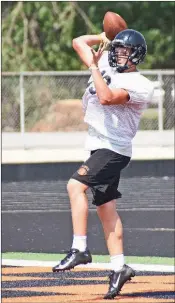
left=2, top=1, right=175, bottom=71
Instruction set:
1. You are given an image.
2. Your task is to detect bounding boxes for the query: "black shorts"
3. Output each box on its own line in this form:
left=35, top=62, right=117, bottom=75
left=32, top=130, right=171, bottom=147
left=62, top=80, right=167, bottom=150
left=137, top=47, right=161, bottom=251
left=71, top=148, right=130, bottom=206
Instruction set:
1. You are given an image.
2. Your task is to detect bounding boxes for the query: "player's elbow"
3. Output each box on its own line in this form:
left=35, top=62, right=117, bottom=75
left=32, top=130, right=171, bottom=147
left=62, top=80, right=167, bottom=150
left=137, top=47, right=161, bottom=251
left=72, top=38, right=81, bottom=51
left=100, top=99, right=109, bottom=105
left=100, top=96, right=126, bottom=105
left=100, top=89, right=129, bottom=105
left=99, top=97, right=112, bottom=105
left=99, top=92, right=116, bottom=105
left=72, top=38, right=78, bottom=50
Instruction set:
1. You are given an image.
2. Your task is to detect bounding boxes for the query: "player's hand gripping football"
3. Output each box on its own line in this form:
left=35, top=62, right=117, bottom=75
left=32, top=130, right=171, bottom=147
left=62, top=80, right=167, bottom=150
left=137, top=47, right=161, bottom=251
left=89, top=32, right=110, bottom=68
left=99, top=32, right=111, bottom=47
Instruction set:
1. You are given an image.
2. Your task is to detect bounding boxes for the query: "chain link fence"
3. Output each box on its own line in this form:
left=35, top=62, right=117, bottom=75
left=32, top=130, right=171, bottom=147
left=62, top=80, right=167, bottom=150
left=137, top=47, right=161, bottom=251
left=2, top=70, right=174, bottom=133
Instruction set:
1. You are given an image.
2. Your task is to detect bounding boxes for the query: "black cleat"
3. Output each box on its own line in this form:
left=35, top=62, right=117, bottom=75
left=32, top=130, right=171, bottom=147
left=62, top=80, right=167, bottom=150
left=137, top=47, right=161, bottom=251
left=52, top=248, right=92, bottom=272
left=104, top=264, right=135, bottom=299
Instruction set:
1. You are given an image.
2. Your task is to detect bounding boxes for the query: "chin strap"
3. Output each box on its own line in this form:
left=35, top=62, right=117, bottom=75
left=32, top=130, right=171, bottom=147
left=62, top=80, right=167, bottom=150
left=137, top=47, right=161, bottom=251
left=116, top=65, right=129, bottom=73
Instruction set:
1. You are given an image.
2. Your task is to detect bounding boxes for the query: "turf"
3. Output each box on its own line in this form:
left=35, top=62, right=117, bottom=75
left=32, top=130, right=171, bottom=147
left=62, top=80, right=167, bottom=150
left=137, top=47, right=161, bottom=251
left=2, top=252, right=174, bottom=265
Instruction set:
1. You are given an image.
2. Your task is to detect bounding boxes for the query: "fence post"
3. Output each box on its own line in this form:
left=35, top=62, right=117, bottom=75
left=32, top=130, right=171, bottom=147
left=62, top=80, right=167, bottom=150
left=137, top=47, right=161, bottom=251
left=19, top=73, right=26, bottom=149
left=158, top=73, right=163, bottom=133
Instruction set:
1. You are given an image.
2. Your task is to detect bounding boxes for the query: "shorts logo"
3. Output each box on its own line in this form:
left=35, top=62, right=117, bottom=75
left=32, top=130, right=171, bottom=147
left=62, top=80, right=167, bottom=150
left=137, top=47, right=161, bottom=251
left=77, top=165, right=89, bottom=176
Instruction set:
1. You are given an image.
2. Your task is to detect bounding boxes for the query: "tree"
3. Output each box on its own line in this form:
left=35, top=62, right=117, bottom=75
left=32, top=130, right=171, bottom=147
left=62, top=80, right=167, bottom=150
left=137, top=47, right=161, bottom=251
left=2, top=1, right=175, bottom=71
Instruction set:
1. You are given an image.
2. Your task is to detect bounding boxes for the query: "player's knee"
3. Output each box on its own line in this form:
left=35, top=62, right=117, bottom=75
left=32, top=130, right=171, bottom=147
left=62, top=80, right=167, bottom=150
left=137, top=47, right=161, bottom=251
left=67, top=178, right=88, bottom=196
left=67, top=179, right=76, bottom=195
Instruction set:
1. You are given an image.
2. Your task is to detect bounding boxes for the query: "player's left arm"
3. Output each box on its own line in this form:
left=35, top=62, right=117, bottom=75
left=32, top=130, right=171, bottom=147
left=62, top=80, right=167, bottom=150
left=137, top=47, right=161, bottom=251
left=90, top=65, right=129, bottom=105
left=89, top=44, right=129, bottom=105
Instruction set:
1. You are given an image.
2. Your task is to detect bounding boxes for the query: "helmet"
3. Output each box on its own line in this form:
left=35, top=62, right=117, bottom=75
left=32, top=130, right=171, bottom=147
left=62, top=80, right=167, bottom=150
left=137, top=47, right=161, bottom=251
left=108, top=29, right=147, bottom=73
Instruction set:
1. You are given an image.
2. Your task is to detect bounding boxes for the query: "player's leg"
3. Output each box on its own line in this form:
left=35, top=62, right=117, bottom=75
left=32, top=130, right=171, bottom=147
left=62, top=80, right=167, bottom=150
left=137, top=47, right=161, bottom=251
left=97, top=199, right=124, bottom=258
left=89, top=150, right=135, bottom=299
left=67, top=178, right=89, bottom=237
left=52, top=150, right=105, bottom=272
left=97, top=200, right=135, bottom=299
left=52, top=178, right=92, bottom=272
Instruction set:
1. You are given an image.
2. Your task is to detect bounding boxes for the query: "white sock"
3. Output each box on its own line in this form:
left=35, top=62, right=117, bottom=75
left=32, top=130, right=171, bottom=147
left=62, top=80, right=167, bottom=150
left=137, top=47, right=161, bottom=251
left=110, top=254, right=125, bottom=272
left=71, top=235, right=87, bottom=252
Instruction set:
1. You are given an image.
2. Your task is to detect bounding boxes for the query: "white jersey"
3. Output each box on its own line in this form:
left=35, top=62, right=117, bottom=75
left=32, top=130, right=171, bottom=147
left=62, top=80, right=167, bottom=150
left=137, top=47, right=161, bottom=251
left=82, top=52, right=154, bottom=157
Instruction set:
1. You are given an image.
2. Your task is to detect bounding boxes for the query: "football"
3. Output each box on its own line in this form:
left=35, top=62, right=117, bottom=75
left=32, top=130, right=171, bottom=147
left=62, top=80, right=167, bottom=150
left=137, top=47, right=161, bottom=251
left=103, top=11, right=128, bottom=41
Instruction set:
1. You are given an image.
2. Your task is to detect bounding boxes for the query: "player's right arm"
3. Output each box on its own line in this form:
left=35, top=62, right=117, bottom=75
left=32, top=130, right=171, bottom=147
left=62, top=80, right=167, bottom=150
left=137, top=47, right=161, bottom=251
left=72, top=33, right=108, bottom=67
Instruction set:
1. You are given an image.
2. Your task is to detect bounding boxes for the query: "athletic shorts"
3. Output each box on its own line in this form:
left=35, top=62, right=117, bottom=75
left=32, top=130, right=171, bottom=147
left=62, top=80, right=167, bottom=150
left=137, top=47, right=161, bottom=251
left=71, top=148, right=130, bottom=206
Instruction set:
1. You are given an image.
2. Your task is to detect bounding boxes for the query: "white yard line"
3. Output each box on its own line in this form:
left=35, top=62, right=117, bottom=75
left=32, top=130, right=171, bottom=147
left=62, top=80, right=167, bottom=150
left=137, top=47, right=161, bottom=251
left=2, top=259, right=174, bottom=273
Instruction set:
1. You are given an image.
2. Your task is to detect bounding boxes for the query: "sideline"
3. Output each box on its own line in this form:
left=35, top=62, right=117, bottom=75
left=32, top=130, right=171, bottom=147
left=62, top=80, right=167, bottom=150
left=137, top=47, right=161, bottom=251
left=2, top=259, right=174, bottom=272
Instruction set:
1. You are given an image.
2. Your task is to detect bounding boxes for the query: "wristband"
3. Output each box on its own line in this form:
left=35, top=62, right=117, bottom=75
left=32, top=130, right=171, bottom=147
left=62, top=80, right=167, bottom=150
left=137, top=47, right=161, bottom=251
left=89, top=66, right=99, bottom=70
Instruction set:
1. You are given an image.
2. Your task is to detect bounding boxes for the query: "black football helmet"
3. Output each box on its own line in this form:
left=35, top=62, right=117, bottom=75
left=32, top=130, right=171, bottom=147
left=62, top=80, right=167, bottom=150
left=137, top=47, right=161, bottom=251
left=108, top=29, right=147, bottom=73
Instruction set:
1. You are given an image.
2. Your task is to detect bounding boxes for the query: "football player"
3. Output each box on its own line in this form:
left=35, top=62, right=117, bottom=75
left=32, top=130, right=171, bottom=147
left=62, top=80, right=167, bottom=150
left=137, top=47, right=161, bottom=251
left=52, top=29, right=154, bottom=299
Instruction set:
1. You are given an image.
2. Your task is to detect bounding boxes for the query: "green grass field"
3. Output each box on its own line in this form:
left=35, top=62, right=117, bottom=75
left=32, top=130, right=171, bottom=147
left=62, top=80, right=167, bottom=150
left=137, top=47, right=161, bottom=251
left=2, top=252, right=174, bottom=266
